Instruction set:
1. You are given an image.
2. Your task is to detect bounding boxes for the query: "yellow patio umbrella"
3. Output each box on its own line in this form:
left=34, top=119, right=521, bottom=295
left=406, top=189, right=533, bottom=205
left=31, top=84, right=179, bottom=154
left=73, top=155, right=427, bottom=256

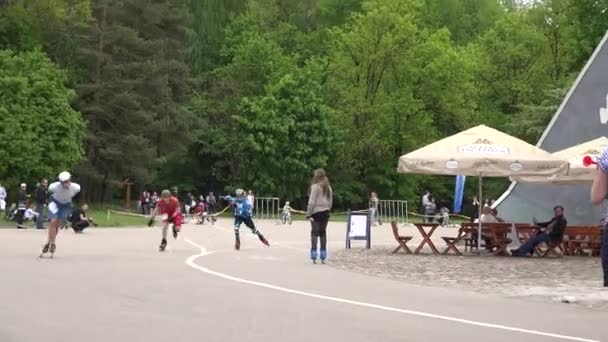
left=510, top=137, right=608, bottom=185
left=397, top=124, right=570, bottom=251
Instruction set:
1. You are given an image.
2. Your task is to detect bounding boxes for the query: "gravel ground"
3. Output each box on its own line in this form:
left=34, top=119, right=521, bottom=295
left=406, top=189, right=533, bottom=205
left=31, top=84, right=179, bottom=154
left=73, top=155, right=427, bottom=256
left=331, top=246, right=608, bottom=310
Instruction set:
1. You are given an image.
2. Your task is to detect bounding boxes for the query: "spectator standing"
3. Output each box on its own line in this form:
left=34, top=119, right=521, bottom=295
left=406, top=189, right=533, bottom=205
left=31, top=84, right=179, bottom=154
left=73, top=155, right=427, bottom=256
left=151, top=192, right=158, bottom=210
left=140, top=190, right=151, bottom=215
left=35, top=178, right=48, bottom=229
left=369, top=192, right=380, bottom=226
left=16, top=183, right=30, bottom=229
left=424, top=194, right=437, bottom=223
left=247, top=190, right=255, bottom=213
left=421, top=190, right=430, bottom=222
left=206, top=192, right=216, bottom=213
left=471, top=195, right=480, bottom=222
left=0, top=182, right=6, bottom=211
left=306, top=169, right=333, bottom=264
left=206, top=192, right=217, bottom=223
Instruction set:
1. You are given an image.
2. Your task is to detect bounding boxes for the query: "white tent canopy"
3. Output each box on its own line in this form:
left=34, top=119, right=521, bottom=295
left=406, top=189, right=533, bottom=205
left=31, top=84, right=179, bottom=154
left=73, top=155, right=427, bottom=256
left=510, top=136, right=608, bottom=185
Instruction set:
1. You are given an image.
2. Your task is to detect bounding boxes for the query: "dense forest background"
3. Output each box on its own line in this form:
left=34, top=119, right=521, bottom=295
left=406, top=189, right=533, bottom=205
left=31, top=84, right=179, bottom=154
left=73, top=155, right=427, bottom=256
left=0, top=0, right=607, bottom=211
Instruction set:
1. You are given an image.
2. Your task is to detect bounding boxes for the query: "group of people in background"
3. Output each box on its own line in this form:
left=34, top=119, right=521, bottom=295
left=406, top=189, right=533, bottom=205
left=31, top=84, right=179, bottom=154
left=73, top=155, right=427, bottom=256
left=139, top=188, right=260, bottom=227
left=0, top=178, right=95, bottom=232
left=140, top=170, right=332, bottom=261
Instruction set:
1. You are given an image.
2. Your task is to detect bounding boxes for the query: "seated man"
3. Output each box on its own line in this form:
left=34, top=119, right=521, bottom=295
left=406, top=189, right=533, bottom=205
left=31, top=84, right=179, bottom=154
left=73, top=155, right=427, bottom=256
left=491, top=208, right=505, bottom=222
left=70, top=204, right=97, bottom=233
left=511, top=205, right=567, bottom=257
left=480, top=205, right=498, bottom=223
left=473, top=206, right=497, bottom=250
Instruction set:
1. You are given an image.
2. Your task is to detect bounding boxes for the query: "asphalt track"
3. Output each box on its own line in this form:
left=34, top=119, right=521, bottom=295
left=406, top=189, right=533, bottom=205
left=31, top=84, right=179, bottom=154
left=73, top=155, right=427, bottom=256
left=0, top=219, right=605, bottom=342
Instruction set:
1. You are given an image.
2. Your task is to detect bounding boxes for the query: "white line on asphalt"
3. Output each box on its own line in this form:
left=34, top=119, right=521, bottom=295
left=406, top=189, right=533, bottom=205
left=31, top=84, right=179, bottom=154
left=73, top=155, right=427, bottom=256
left=183, top=238, right=598, bottom=342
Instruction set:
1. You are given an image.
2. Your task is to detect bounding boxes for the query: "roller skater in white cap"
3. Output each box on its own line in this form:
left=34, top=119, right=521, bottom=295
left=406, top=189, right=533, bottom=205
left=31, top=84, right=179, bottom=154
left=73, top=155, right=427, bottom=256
left=39, top=171, right=80, bottom=258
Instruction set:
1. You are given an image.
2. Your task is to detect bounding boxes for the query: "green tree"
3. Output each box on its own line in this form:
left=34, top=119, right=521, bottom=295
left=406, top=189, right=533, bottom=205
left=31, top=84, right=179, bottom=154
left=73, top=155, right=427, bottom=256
left=475, top=13, right=551, bottom=119
left=188, top=0, right=246, bottom=75
left=0, top=49, right=85, bottom=187
left=422, top=0, right=504, bottom=45
left=325, top=0, right=479, bottom=205
left=232, top=64, right=334, bottom=199
left=74, top=0, right=196, bottom=201
left=566, top=0, right=608, bottom=69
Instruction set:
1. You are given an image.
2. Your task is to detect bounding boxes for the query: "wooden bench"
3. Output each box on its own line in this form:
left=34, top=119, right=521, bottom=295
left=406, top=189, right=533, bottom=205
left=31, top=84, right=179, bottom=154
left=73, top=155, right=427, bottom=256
left=460, top=222, right=513, bottom=256
left=391, top=221, right=413, bottom=254
left=563, top=226, right=602, bottom=256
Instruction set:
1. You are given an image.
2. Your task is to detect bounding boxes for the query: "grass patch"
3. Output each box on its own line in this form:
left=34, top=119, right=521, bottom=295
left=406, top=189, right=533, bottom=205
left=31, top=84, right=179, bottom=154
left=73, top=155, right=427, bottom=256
left=0, top=204, right=147, bottom=228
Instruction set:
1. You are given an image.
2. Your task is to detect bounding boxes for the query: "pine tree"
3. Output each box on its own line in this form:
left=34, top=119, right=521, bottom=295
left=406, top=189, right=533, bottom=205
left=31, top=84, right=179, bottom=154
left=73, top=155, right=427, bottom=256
left=74, top=0, right=195, bottom=201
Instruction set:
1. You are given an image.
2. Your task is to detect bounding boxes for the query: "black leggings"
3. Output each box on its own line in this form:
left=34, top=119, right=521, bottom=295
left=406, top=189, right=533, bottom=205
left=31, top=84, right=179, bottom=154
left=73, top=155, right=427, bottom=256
left=16, top=209, right=25, bottom=225
left=72, top=220, right=90, bottom=232
left=310, top=211, right=329, bottom=251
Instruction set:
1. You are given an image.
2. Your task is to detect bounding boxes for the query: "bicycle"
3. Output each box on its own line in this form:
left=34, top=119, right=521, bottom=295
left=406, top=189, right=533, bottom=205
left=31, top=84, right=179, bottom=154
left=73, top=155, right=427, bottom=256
left=281, top=211, right=292, bottom=225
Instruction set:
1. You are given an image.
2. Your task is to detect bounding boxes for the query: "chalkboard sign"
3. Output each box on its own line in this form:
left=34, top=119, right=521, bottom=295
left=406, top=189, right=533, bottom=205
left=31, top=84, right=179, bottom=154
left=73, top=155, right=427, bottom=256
left=345, top=210, right=371, bottom=249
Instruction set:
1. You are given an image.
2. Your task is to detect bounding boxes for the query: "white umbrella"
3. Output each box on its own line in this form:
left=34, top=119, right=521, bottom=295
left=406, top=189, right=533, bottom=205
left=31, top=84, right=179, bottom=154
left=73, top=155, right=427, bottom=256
left=510, top=137, right=608, bottom=185
left=397, top=125, right=569, bottom=251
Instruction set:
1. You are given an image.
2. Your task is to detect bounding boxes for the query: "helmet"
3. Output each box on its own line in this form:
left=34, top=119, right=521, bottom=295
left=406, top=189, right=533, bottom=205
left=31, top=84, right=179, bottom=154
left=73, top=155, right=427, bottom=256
left=58, top=171, right=71, bottom=182
left=20, top=183, right=26, bottom=188
left=235, top=188, right=245, bottom=196
left=285, top=201, right=290, bottom=206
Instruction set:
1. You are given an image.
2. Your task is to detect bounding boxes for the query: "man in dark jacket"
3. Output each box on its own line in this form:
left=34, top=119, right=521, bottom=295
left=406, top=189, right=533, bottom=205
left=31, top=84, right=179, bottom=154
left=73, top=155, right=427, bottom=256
left=70, top=204, right=97, bottom=233
left=35, top=178, right=48, bottom=229
left=511, top=205, right=567, bottom=257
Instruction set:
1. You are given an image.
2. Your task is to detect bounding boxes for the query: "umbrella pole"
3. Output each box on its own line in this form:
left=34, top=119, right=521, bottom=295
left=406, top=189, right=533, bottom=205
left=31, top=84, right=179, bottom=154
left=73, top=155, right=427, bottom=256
left=477, top=175, right=483, bottom=253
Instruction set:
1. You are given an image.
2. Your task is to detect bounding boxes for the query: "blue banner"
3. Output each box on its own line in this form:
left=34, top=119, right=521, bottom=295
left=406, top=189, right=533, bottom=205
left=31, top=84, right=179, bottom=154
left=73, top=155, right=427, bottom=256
left=453, top=175, right=466, bottom=213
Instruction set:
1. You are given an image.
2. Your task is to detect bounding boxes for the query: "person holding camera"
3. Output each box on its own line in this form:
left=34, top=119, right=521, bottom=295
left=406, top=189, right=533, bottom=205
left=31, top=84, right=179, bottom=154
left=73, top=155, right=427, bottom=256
left=70, top=204, right=97, bottom=233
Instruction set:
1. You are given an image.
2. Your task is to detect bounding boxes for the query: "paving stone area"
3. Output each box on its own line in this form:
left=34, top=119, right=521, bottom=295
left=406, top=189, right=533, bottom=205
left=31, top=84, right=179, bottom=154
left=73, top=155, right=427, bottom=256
left=332, top=246, right=608, bottom=310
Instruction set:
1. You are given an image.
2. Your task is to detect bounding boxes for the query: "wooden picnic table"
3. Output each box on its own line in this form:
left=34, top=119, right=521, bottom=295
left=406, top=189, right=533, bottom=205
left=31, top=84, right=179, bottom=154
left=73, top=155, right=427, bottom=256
left=413, top=223, right=440, bottom=255
left=442, top=223, right=513, bottom=256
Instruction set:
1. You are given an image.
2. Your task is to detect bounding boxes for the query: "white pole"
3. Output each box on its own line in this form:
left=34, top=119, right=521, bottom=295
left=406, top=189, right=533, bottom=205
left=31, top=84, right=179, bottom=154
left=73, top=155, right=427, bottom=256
left=477, top=175, right=483, bottom=252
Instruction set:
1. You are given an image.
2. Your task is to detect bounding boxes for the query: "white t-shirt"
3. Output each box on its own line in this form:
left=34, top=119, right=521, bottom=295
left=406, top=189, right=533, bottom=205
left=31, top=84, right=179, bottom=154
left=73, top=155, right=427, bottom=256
left=247, top=195, right=254, bottom=208
left=49, top=182, right=81, bottom=204
left=480, top=213, right=498, bottom=223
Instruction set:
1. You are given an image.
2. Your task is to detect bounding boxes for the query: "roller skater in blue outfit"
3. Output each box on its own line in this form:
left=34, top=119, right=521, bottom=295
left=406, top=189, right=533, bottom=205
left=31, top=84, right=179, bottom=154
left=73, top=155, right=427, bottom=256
left=223, top=189, right=269, bottom=250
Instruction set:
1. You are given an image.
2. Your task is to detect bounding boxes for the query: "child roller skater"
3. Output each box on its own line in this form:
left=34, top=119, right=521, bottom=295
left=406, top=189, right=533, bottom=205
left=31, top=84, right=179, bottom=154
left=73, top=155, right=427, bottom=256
left=148, top=190, right=183, bottom=251
left=223, top=189, right=269, bottom=250
left=40, top=171, right=81, bottom=258
left=306, top=169, right=333, bottom=264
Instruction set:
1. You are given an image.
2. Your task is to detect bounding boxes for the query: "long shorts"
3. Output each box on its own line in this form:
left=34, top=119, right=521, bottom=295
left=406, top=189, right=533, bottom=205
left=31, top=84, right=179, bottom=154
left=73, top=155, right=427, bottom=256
left=48, top=201, right=72, bottom=221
